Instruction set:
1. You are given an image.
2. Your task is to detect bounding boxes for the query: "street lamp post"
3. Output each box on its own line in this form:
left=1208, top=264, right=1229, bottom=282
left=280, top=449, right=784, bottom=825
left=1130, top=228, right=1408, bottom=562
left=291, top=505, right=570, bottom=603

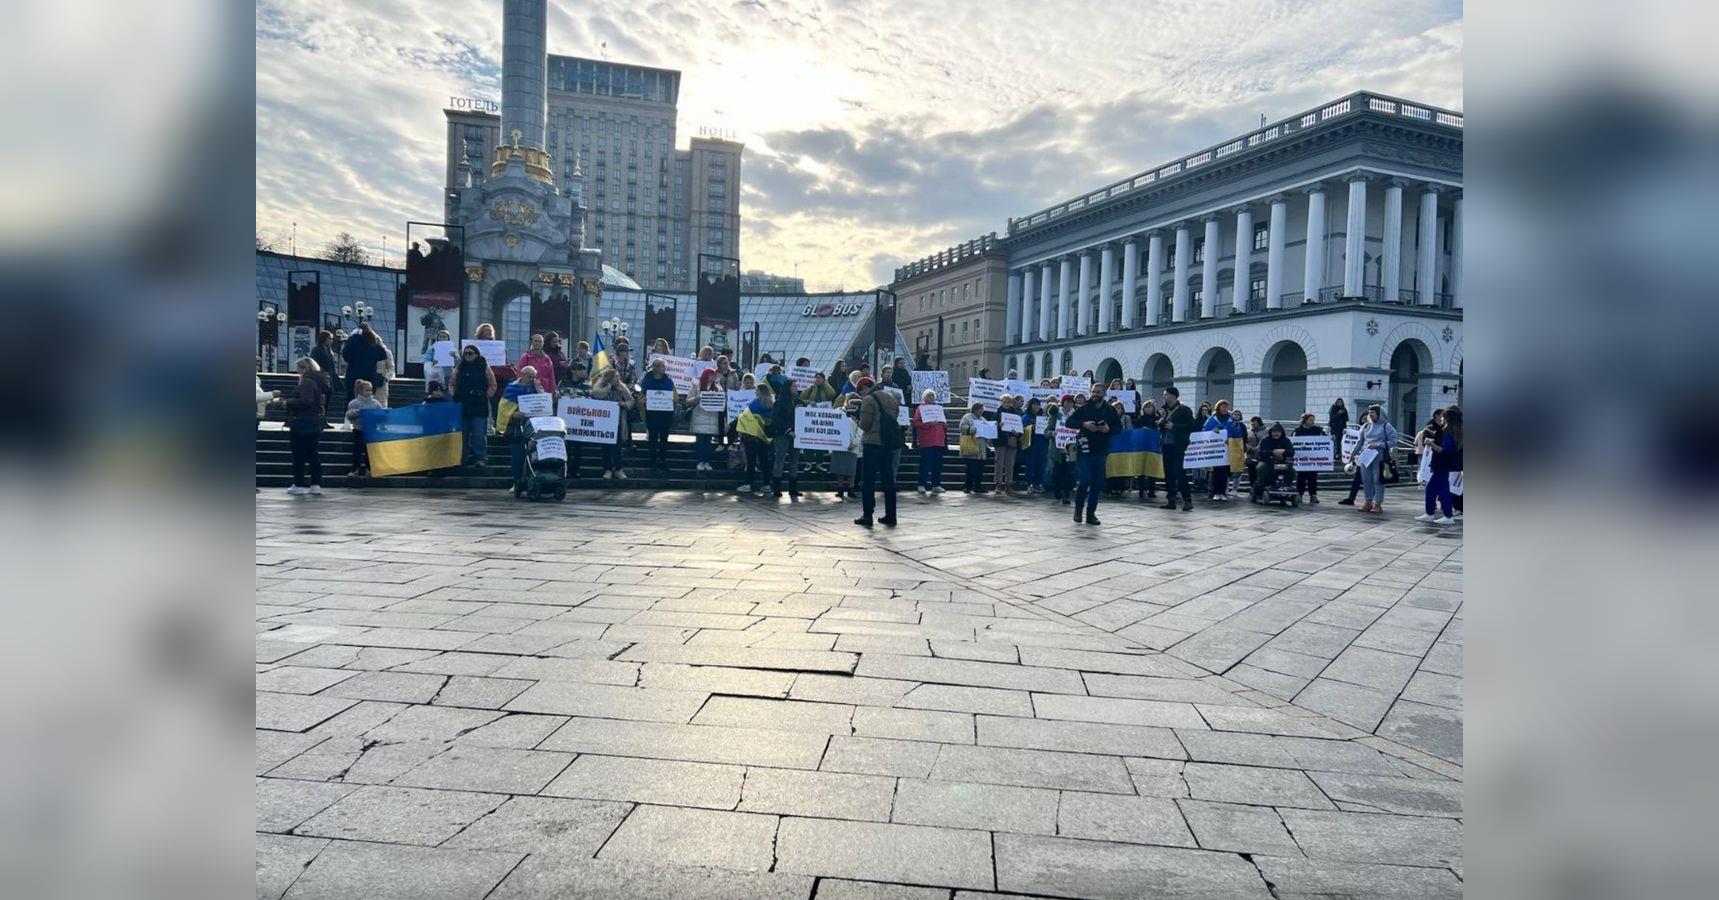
left=341, top=301, right=376, bottom=331
left=257, top=305, right=287, bottom=371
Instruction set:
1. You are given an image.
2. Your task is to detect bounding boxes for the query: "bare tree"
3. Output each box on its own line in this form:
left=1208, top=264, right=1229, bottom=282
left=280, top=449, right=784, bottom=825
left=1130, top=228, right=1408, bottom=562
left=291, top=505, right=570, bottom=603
left=256, top=232, right=277, bottom=252
left=322, top=231, right=365, bottom=265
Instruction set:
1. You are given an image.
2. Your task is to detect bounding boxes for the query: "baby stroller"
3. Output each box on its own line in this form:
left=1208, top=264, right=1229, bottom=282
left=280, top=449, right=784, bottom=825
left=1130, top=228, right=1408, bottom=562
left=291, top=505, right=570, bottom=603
left=515, top=415, right=569, bottom=502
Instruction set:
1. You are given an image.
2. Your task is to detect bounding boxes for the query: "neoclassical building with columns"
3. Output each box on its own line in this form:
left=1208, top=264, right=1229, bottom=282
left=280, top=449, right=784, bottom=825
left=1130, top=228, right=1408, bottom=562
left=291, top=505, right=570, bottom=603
left=1000, top=91, right=1463, bottom=430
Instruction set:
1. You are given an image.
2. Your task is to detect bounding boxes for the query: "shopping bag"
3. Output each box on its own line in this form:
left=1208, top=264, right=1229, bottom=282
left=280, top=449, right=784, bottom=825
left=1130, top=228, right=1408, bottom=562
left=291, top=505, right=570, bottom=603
left=1449, top=471, right=1464, bottom=496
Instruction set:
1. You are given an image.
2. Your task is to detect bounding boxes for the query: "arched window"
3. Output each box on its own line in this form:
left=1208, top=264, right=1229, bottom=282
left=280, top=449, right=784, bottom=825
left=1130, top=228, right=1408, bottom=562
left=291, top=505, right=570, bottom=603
left=1060, top=350, right=1074, bottom=374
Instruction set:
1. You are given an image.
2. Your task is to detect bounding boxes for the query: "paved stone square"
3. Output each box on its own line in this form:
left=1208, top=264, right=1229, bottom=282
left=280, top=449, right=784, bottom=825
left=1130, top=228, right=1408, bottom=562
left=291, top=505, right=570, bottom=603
left=257, top=487, right=1462, bottom=899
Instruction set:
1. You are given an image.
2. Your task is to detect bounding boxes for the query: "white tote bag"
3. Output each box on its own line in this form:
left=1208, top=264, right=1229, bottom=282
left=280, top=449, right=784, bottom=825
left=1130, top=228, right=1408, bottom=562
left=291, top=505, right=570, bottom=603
left=1417, top=452, right=1433, bottom=484
left=1449, top=471, right=1464, bottom=496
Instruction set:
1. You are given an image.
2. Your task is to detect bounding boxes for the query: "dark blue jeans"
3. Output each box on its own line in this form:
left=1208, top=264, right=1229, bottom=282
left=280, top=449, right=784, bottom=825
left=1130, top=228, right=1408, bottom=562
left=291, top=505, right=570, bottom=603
left=1425, top=471, right=1453, bottom=517
left=1074, top=453, right=1108, bottom=516
left=462, top=415, right=488, bottom=464
left=917, top=446, right=944, bottom=488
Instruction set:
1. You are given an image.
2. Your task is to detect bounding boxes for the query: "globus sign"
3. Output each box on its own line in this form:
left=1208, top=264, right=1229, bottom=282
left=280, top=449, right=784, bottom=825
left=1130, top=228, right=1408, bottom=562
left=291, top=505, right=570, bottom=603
left=801, top=301, right=865, bottom=317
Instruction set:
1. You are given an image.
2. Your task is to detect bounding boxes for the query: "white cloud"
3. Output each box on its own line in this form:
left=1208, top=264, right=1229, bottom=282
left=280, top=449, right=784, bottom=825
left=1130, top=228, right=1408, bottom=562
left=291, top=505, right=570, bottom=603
left=257, top=0, right=1462, bottom=287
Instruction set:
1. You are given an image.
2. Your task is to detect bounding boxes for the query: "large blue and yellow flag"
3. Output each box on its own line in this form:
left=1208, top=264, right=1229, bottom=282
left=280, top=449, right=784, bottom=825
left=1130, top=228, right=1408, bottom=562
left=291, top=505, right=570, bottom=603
left=1228, top=436, right=1247, bottom=470
left=591, top=331, right=612, bottom=376
left=1105, top=428, right=1166, bottom=479
left=359, top=403, right=463, bottom=476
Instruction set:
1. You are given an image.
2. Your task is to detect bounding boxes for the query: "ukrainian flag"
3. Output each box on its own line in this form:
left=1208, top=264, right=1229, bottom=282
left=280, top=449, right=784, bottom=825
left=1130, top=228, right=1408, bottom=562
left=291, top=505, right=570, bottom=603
left=591, top=332, right=612, bottom=375
left=1228, top=436, right=1246, bottom=470
left=1105, top=428, right=1166, bottom=479
left=359, top=403, right=463, bottom=476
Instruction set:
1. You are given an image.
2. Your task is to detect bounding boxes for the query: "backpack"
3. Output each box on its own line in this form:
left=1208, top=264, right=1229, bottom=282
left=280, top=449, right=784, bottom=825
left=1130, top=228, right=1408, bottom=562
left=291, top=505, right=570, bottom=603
left=871, top=394, right=903, bottom=447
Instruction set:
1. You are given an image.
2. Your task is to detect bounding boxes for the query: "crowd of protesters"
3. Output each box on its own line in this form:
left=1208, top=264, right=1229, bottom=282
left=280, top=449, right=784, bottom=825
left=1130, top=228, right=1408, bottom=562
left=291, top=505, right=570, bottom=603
left=263, top=331, right=1462, bottom=529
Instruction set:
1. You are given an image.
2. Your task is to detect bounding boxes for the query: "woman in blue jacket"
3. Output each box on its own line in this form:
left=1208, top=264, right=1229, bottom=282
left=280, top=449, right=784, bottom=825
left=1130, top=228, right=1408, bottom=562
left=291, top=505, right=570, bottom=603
left=1353, top=404, right=1401, bottom=514
left=1204, top=400, right=1244, bottom=502
left=639, top=358, right=677, bottom=472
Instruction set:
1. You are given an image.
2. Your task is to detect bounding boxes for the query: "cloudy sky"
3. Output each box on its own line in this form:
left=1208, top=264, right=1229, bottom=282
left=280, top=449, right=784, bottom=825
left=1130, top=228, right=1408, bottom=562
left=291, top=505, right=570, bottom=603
left=256, top=0, right=1462, bottom=290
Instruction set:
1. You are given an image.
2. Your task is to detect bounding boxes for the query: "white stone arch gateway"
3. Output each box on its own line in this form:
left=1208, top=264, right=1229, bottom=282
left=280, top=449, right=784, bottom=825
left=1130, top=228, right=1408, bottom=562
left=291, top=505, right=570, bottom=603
left=1377, top=321, right=1446, bottom=372
left=1251, top=324, right=1321, bottom=372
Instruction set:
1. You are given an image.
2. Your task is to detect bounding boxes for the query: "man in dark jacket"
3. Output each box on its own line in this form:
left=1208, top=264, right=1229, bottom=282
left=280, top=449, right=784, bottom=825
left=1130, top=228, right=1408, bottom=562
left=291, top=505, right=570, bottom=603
left=1252, top=423, right=1296, bottom=502
left=341, top=323, right=388, bottom=404
left=1157, top=386, right=1195, bottom=511
left=1064, top=382, right=1122, bottom=525
left=767, top=373, right=801, bottom=499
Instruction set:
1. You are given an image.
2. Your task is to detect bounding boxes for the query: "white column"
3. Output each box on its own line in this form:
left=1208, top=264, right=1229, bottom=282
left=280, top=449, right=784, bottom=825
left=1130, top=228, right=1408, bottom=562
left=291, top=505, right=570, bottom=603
left=1451, top=192, right=1463, bottom=309
left=1266, top=196, right=1287, bottom=310
left=1120, top=237, right=1139, bottom=330
left=1020, top=267, right=1037, bottom=341
left=1201, top=215, right=1220, bottom=318
left=1343, top=174, right=1368, bottom=297
left=1039, top=261, right=1054, bottom=339
left=1004, top=272, right=1021, bottom=345
left=1098, top=244, right=1116, bottom=333
left=1382, top=179, right=1404, bottom=303
left=1302, top=184, right=1327, bottom=302
left=1075, top=251, right=1093, bottom=336
left=1056, top=256, right=1073, bottom=339
left=1233, top=206, right=1254, bottom=314
left=1145, top=231, right=1164, bottom=326
left=1417, top=186, right=1439, bottom=306
left=1172, top=225, right=1191, bottom=322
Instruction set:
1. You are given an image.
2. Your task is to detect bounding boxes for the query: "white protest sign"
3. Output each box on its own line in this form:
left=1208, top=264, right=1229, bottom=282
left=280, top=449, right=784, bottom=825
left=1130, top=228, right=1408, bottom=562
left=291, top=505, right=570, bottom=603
left=534, top=436, right=568, bottom=461
left=1060, top=375, right=1092, bottom=396
left=431, top=340, right=459, bottom=367
left=1111, top=389, right=1138, bottom=412
left=1055, top=425, right=1078, bottom=449
left=1030, top=387, right=1065, bottom=406
left=515, top=393, right=553, bottom=417
left=461, top=339, right=507, bottom=364
left=699, top=390, right=726, bottom=413
left=788, top=365, right=819, bottom=390
left=1292, top=435, right=1336, bottom=472
left=1004, top=379, right=1031, bottom=399
left=794, top=407, right=851, bottom=451
left=645, top=389, right=674, bottom=412
left=1184, top=430, right=1228, bottom=469
left=911, top=370, right=951, bottom=404
left=753, top=363, right=778, bottom=382
left=1001, top=412, right=1023, bottom=434
left=918, top=404, right=946, bottom=424
left=527, top=416, right=565, bottom=433
left=968, top=378, right=1005, bottom=411
left=648, top=354, right=715, bottom=392
left=557, top=397, right=620, bottom=444
left=726, top=389, right=755, bottom=419
left=1341, top=426, right=1361, bottom=460
left=973, top=420, right=999, bottom=440
left=1357, top=447, right=1380, bottom=468
left=881, top=387, right=908, bottom=426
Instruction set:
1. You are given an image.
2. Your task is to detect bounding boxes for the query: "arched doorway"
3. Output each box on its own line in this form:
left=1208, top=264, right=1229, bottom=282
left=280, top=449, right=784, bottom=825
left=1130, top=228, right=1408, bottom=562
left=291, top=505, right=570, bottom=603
left=1097, top=358, right=1123, bottom=386
left=1197, top=348, right=1235, bottom=409
left=1389, top=340, right=1431, bottom=430
left=1144, top=354, right=1174, bottom=396
left=488, top=279, right=533, bottom=360
left=1262, top=341, right=1308, bottom=422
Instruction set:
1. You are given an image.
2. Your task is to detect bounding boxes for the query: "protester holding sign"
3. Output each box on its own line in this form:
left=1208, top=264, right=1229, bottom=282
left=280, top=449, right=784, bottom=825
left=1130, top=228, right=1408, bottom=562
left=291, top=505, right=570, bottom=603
left=1353, top=404, right=1400, bottom=514
left=912, top=389, right=947, bottom=494
left=1418, top=405, right=1463, bottom=524
left=639, top=358, right=676, bottom=472
left=502, top=366, right=550, bottom=489
left=1203, top=400, right=1242, bottom=502
left=588, top=368, right=634, bottom=479
left=1022, top=398, right=1047, bottom=494
left=1065, top=383, right=1122, bottom=525
left=735, top=383, right=774, bottom=495
left=993, top=396, right=1023, bottom=495
left=1293, top=414, right=1328, bottom=503
left=1158, top=386, right=1196, bottom=511
left=958, top=401, right=989, bottom=493
left=687, top=379, right=723, bottom=473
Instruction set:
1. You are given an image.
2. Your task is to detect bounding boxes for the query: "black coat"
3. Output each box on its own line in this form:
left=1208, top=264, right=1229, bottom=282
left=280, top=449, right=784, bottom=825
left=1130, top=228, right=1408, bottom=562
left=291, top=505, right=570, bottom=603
left=343, top=335, right=387, bottom=382
left=1158, top=403, right=1195, bottom=446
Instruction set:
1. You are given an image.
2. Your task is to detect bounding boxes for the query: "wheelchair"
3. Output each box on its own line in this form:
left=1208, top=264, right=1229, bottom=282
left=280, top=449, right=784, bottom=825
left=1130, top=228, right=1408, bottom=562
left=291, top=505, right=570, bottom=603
left=1250, top=459, right=1301, bottom=507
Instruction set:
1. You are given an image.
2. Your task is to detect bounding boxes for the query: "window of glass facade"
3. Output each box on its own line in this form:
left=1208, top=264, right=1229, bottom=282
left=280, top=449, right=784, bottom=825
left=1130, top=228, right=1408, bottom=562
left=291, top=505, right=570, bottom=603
left=1253, top=223, right=1269, bottom=251
left=1250, top=278, right=1266, bottom=302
